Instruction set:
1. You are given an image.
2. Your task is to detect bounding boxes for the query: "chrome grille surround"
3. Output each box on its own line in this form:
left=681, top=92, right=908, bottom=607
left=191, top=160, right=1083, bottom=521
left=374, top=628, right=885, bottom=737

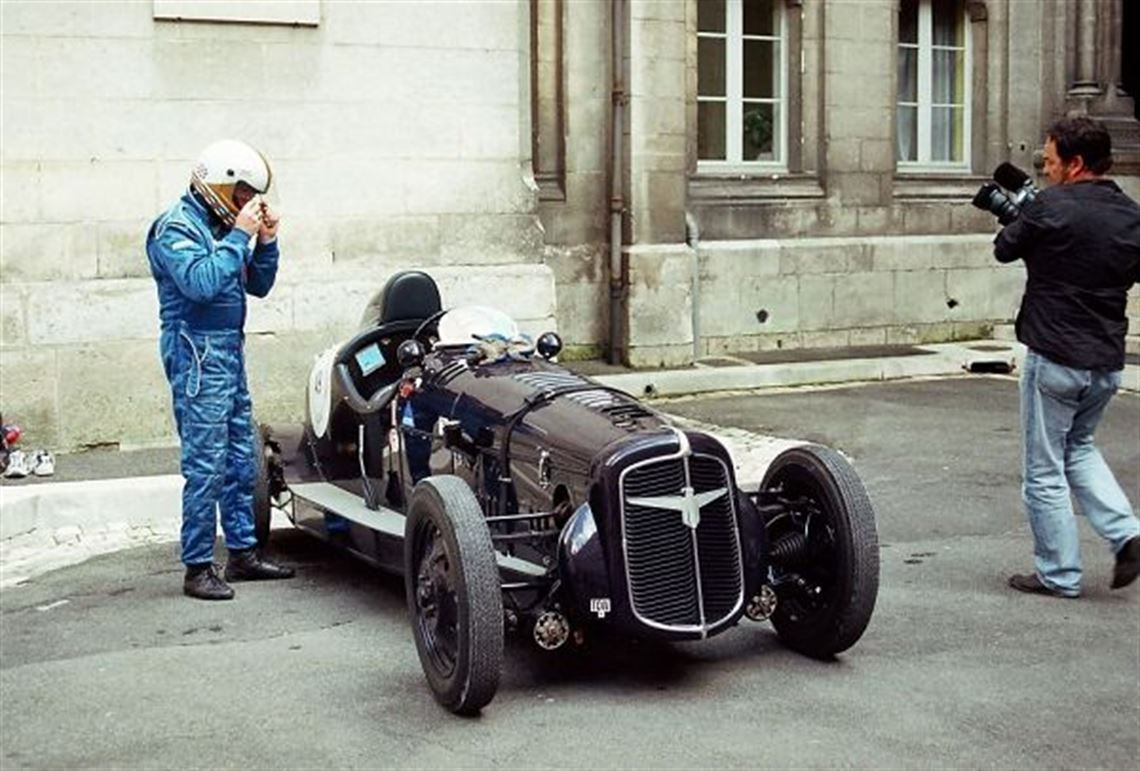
left=618, top=428, right=744, bottom=636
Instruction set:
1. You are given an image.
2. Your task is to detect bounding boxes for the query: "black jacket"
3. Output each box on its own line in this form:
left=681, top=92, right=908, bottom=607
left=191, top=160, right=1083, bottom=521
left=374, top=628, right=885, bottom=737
left=994, top=178, right=1140, bottom=370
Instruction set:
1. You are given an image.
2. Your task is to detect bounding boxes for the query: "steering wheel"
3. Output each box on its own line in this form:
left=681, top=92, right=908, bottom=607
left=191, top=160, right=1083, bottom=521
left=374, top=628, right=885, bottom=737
left=335, top=362, right=398, bottom=416
left=412, top=308, right=448, bottom=348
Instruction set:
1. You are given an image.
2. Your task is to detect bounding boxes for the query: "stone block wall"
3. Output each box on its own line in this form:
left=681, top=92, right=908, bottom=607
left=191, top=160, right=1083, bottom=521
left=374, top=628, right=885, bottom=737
left=620, top=233, right=1031, bottom=368
left=693, top=234, right=1025, bottom=356
left=0, top=1, right=554, bottom=450
left=0, top=264, right=556, bottom=450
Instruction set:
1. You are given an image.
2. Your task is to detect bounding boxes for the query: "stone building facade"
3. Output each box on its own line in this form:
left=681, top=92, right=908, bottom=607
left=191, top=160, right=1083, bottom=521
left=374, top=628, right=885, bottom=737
left=1, top=0, right=1137, bottom=449
left=538, top=0, right=1139, bottom=365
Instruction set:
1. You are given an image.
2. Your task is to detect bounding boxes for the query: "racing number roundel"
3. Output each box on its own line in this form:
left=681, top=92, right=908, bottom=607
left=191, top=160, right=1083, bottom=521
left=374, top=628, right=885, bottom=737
left=308, top=347, right=336, bottom=438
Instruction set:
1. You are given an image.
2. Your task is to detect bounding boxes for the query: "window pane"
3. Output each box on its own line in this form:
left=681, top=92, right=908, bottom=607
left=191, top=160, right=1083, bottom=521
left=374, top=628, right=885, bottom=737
left=699, top=101, right=727, bottom=160
left=698, top=37, right=726, bottom=97
left=898, top=46, right=917, bottom=102
left=743, top=39, right=777, bottom=98
left=899, top=0, right=918, bottom=44
left=932, top=48, right=961, bottom=104
left=931, top=105, right=964, bottom=161
left=897, top=105, right=917, bottom=162
left=742, top=0, right=775, bottom=37
left=742, top=102, right=776, bottom=161
left=932, top=0, right=963, bottom=46
left=698, top=0, right=725, bottom=33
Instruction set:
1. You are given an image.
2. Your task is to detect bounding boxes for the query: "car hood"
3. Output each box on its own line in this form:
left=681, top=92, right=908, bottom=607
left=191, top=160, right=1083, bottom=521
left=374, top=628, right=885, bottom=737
left=420, top=354, right=675, bottom=475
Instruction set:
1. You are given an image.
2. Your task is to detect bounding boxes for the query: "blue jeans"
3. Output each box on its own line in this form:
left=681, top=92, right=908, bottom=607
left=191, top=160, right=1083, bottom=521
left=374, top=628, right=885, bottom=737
left=1020, top=349, right=1139, bottom=596
left=161, top=323, right=258, bottom=566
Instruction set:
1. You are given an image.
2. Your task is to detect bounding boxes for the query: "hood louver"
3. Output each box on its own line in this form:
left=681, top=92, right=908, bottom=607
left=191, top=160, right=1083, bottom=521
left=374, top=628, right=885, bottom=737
left=513, top=372, right=655, bottom=428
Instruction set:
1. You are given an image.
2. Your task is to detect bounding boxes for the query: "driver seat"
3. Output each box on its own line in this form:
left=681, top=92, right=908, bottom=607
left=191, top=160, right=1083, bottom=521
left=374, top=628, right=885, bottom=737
left=331, top=271, right=441, bottom=490
left=334, top=270, right=442, bottom=400
left=358, top=270, right=442, bottom=335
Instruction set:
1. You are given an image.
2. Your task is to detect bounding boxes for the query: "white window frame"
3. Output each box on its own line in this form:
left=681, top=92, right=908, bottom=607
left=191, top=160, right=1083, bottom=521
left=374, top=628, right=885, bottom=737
left=697, top=0, right=788, bottom=172
left=897, top=0, right=971, bottom=172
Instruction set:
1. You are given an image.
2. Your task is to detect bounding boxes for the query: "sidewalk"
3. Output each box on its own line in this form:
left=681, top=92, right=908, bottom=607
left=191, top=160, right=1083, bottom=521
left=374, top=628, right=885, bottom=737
left=3, top=338, right=1136, bottom=587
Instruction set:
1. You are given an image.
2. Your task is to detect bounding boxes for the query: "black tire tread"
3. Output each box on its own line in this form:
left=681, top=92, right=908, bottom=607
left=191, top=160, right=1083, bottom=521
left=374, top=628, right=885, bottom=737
left=764, top=444, right=879, bottom=659
left=405, top=475, right=504, bottom=715
left=252, top=424, right=272, bottom=549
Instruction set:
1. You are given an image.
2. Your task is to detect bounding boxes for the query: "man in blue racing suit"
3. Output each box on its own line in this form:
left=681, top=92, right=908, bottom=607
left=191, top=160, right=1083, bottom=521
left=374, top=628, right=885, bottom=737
left=147, top=139, right=294, bottom=600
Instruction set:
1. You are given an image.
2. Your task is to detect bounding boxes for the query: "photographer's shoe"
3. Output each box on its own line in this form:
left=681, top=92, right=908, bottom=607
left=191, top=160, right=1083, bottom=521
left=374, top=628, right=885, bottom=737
left=1008, top=572, right=1078, bottom=598
left=183, top=564, right=235, bottom=601
left=1111, top=536, right=1140, bottom=590
left=224, top=548, right=295, bottom=582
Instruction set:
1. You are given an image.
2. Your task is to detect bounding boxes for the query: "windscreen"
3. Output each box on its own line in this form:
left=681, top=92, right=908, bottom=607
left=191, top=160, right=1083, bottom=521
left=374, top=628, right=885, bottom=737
left=435, top=305, right=520, bottom=348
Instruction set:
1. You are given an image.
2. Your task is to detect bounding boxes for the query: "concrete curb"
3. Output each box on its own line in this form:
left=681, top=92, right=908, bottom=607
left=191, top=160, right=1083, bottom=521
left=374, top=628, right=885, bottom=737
left=1, top=476, right=183, bottom=588
left=592, top=341, right=1020, bottom=398
left=596, top=341, right=1139, bottom=400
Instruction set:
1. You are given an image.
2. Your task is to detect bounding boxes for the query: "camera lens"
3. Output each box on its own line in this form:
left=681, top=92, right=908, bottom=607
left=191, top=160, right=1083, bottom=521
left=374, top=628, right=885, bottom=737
left=971, top=182, right=1020, bottom=225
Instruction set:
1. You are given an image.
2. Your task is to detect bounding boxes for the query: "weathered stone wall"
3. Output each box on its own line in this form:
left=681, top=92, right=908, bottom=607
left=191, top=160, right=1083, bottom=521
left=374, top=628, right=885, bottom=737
left=695, top=234, right=1023, bottom=355
left=537, top=0, right=611, bottom=357
left=0, top=1, right=554, bottom=449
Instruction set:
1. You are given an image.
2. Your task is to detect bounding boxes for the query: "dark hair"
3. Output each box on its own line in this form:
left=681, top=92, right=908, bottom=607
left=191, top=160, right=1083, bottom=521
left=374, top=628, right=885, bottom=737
left=1047, top=116, right=1113, bottom=175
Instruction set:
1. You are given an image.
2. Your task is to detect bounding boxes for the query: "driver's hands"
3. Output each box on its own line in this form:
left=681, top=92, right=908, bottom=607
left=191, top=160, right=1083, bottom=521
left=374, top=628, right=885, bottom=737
left=258, top=200, right=280, bottom=244
left=233, top=197, right=262, bottom=237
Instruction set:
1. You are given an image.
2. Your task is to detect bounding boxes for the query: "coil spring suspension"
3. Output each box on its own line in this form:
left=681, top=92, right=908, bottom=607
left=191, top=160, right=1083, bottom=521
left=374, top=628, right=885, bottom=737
left=769, top=531, right=808, bottom=565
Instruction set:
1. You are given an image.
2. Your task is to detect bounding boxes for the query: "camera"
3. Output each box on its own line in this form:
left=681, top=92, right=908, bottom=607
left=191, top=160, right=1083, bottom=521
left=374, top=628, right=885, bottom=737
left=971, top=162, right=1039, bottom=225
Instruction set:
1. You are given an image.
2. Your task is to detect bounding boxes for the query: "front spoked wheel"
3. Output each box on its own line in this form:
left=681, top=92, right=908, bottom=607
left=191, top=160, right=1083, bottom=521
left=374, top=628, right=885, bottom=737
left=761, top=445, right=879, bottom=659
left=404, top=476, right=503, bottom=715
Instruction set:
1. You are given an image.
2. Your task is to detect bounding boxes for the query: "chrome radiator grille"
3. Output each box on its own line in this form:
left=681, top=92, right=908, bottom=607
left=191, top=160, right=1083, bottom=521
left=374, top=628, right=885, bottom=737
left=620, top=446, right=743, bottom=633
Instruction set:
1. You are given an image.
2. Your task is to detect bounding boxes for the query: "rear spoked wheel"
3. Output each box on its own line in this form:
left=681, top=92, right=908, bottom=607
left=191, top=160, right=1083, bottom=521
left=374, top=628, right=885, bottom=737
left=252, top=425, right=273, bottom=549
left=761, top=445, right=879, bottom=659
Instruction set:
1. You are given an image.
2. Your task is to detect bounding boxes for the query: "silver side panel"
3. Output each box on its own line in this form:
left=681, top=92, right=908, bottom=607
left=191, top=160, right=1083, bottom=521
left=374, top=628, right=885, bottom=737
left=288, top=481, right=545, bottom=577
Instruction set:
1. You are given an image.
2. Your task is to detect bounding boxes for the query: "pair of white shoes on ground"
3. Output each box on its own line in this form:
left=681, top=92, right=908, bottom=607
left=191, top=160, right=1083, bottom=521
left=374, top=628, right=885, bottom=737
left=3, top=449, right=55, bottom=478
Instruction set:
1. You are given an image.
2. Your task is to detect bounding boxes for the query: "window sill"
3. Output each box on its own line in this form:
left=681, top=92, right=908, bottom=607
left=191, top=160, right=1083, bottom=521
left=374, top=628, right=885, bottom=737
left=689, top=172, right=825, bottom=203
left=893, top=172, right=990, bottom=201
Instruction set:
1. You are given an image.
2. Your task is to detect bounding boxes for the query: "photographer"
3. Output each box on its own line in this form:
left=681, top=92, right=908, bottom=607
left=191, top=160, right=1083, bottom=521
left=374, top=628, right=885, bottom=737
left=993, top=116, right=1140, bottom=598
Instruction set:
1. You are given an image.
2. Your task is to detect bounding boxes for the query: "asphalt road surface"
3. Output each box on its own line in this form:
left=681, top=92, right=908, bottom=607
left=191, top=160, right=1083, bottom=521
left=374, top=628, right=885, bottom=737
left=2, top=376, right=1138, bottom=769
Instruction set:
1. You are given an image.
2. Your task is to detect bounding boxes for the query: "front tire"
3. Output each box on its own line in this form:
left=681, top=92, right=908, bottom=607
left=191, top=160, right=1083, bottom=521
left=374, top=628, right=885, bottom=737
left=404, top=475, right=504, bottom=715
left=761, top=445, right=879, bottom=659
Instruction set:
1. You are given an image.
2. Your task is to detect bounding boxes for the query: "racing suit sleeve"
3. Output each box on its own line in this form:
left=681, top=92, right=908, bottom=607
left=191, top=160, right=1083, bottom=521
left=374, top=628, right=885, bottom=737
left=993, top=198, right=1045, bottom=264
left=245, top=238, right=279, bottom=299
left=151, top=222, right=250, bottom=303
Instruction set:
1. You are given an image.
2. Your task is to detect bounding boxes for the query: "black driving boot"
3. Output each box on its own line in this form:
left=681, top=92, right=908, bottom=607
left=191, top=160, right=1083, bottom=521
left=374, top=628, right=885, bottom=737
left=224, top=548, right=296, bottom=582
left=183, top=563, right=235, bottom=601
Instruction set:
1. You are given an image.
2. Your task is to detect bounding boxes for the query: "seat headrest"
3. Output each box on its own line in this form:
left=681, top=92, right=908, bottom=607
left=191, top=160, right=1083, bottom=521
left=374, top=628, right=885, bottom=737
left=359, top=271, right=442, bottom=329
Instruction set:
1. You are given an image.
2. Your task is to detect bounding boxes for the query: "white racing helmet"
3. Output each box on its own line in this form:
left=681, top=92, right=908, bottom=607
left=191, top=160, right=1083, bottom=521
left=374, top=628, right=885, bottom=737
left=189, top=139, right=272, bottom=226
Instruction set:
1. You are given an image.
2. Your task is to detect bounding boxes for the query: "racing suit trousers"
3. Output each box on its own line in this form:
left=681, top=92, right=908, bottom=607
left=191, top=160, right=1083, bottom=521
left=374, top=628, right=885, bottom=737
left=1020, top=349, right=1140, bottom=595
left=161, top=323, right=258, bottom=566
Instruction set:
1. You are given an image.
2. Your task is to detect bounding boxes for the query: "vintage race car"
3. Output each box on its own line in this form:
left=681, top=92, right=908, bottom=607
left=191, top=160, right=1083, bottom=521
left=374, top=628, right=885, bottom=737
left=257, top=270, right=880, bottom=715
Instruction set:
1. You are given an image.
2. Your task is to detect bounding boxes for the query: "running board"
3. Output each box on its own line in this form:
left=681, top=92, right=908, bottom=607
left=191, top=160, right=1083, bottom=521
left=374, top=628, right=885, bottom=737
left=290, top=482, right=403, bottom=536
left=288, top=481, right=547, bottom=578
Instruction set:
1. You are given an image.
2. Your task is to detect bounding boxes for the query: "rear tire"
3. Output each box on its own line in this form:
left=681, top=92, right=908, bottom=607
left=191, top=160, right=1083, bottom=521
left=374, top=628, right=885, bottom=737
left=761, top=445, right=879, bottom=659
left=404, top=475, right=503, bottom=715
left=252, top=425, right=272, bottom=549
